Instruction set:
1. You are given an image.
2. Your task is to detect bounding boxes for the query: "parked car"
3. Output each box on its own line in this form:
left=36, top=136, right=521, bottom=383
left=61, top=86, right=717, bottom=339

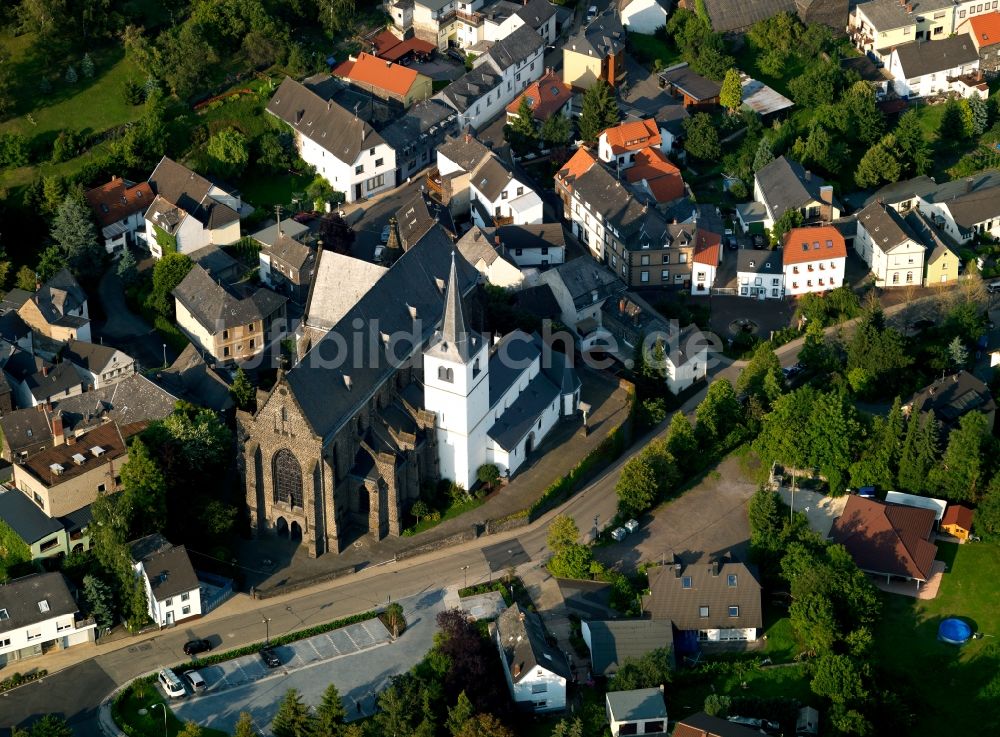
left=624, top=519, right=639, bottom=533
left=183, top=670, right=207, bottom=692
left=611, top=527, right=627, bottom=541
left=183, top=639, right=213, bottom=656
left=158, top=669, right=186, bottom=699
left=585, top=5, right=598, bottom=22
left=726, top=236, right=738, bottom=250
left=781, top=364, right=803, bottom=380
left=857, top=486, right=877, bottom=498
left=380, top=224, right=391, bottom=243
left=373, top=244, right=386, bottom=263
left=260, top=647, right=282, bottom=668
left=987, top=280, right=1000, bottom=294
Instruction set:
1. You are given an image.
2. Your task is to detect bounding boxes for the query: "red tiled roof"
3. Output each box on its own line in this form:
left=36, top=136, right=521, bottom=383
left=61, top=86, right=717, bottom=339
left=371, top=30, right=404, bottom=56
left=602, top=119, right=661, bottom=155
left=942, top=504, right=974, bottom=531
left=333, top=52, right=423, bottom=97
left=555, top=148, right=598, bottom=192
left=624, top=148, right=683, bottom=203
left=506, top=70, right=573, bottom=120
left=382, top=37, right=435, bottom=62
left=693, top=229, right=722, bottom=266
left=830, top=496, right=938, bottom=581
left=968, top=12, right=1000, bottom=48
left=85, top=177, right=153, bottom=228
left=781, top=226, right=847, bottom=266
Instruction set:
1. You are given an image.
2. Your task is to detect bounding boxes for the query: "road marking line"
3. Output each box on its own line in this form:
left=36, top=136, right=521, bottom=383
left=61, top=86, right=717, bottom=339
left=343, top=628, right=359, bottom=650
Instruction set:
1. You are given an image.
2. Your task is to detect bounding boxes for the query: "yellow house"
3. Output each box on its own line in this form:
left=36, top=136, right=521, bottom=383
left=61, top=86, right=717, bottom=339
left=904, top=208, right=961, bottom=286
left=563, top=8, right=627, bottom=90
left=941, top=504, right=974, bottom=541
left=849, top=1, right=956, bottom=60
left=16, top=268, right=91, bottom=343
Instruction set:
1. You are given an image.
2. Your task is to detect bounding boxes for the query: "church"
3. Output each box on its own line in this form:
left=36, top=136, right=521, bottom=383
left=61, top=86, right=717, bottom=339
left=237, top=227, right=580, bottom=557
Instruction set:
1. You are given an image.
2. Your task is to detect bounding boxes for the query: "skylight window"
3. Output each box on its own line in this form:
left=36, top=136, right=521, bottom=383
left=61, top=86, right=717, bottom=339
left=38, top=600, right=50, bottom=613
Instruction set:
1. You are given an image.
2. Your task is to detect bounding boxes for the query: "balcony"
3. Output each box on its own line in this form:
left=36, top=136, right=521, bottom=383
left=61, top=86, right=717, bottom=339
left=425, top=168, right=446, bottom=202
left=456, top=9, right=483, bottom=25
left=493, top=214, right=514, bottom=227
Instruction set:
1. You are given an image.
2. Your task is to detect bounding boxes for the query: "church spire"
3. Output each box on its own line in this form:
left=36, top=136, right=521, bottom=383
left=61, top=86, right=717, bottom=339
left=439, top=252, right=473, bottom=362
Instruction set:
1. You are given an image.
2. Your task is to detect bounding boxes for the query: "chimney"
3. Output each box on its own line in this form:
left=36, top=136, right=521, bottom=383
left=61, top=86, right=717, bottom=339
left=42, top=365, right=49, bottom=377
left=906, top=2, right=913, bottom=12
left=327, top=99, right=333, bottom=111
left=819, top=185, right=834, bottom=222
left=52, top=415, right=65, bottom=446
left=673, top=561, right=682, bottom=578
left=295, top=109, right=304, bottom=124
left=619, top=297, right=627, bottom=316
left=711, top=560, right=719, bottom=577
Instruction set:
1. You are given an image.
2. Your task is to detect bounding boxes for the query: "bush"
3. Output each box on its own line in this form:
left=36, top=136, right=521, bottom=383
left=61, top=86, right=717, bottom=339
left=122, top=79, right=145, bottom=105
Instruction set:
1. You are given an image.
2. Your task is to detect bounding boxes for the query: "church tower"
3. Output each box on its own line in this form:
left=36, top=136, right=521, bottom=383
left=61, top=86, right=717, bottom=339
left=423, top=254, right=491, bottom=490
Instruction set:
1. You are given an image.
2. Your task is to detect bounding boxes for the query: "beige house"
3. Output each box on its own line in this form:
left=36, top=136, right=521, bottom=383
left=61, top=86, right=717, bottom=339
left=16, top=269, right=91, bottom=343
left=855, top=202, right=927, bottom=288
left=172, top=265, right=287, bottom=364
left=903, top=209, right=961, bottom=287
left=12, top=421, right=142, bottom=519
left=333, top=52, right=433, bottom=108
left=563, top=8, right=627, bottom=90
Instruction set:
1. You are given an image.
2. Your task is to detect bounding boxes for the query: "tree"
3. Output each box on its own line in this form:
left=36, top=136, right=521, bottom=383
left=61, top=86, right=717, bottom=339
left=770, top=208, right=804, bottom=246
left=177, top=723, right=203, bottom=737
left=116, top=248, right=138, bottom=285
left=120, top=438, right=167, bottom=536
left=36, top=245, right=68, bottom=282
left=948, top=336, right=968, bottom=367
left=930, top=411, right=988, bottom=502
left=233, top=713, right=259, bottom=737
left=894, top=110, right=931, bottom=176
left=318, top=213, right=355, bottom=253
left=578, top=80, right=618, bottom=143
left=939, top=99, right=969, bottom=143
left=22, top=715, right=73, bottom=737
left=855, top=135, right=901, bottom=188
left=695, top=379, right=741, bottom=446
left=967, top=94, right=988, bottom=136
left=82, top=574, right=115, bottom=629
left=683, top=113, right=720, bottom=160
left=0, top=132, right=29, bottom=168
left=720, top=68, right=742, bottom=113
left=258, top=129, right=293, bottom=172
left=540, top=113, right=572, bottom=149
left=551, top=717, right=584, bottom=737
left=898, top=411, right=940, bottom=495
left=616, top=453, right=659, bottom=518
left=319, top=0, right=357, bottom=35
left=752, top=136, right=774, bottom=173
left=16, top=265, right=36, bottom=291
left=607, top=647, right=672, bottom=691
left=384, top=601, right=405, bottom=637
left=788, top=61, right=842, bottom=109
left=547, top=514, right=579, bottom=553
left=147, top=252, right=193, bottom=317
left=206, top=127, right=249, bottom=178
left=272, top=689, right=315, bottom=737
left=230, top=368, right=256, bottom=412
left=51, top=195, right=103, bottom=278
left=810, top=653, right=867, bottom=704
left=454, top=714, right=515, bottom=737
left=704, top=694, right=732, bottom=718
left=665, top=412, right=698, bottom=475
left=736, top=342, right=784, bottom=407
left=446, top=692, right=474, bottom=737
left=747, top=488, right=783, bottom=556
left=843, top=80, right=884, bottom=146
left=507, top=95, right=538, bottom=152
left=122, top=77, right=144, bottom=105
left=411, top=500, right=430, bottom=525
left=977, top=474, right=1000, bottom=540
left=477, top=463, right=500, bottom=491
left=81, top=52, right=95, bottom=78
left=315, top=683, right=346, bottom=737
left=845, top=308, right=911, bottom=397
left=849, top=397, right=903, bottom=490
left=65, top=65, right=78, bottom=84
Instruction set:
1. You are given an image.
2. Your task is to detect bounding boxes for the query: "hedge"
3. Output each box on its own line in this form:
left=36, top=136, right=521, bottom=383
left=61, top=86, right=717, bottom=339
left=0, top=669, right=47, bottom=692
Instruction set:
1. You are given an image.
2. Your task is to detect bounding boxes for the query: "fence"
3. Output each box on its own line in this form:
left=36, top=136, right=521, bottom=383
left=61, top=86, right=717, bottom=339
left=198, top=570, right=236, bottom=614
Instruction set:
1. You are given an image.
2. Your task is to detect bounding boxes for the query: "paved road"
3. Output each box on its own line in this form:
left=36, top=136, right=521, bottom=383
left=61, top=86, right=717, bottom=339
left=93, top=267, right=179, bottom=371
left=346, top=178, right=427, bottom=262
left=173, top=590, right=445, bottom=735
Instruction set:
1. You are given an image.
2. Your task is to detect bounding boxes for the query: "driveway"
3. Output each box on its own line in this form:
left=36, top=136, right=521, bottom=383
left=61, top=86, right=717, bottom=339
left=93, top=267, right=179, bottom=371
left=593, top=454, right=759, bottom=571
left=172, top=589, right=446, bottom=734
left=345, top=178, right=427, bottom=263
left=776, top=487, right=847, bottom=539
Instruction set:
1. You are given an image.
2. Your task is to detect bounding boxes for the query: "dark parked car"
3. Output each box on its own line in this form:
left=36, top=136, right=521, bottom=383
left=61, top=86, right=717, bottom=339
left=260, top=647, right=281, bottom=668
left=183, top=639, right=213, bottom=657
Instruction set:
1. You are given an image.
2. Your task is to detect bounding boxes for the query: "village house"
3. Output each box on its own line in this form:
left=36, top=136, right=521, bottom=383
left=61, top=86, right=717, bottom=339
left=144, top=157, right=243, bottom=258
left=644, top=554, right=763, bottom=648
left=12, top=420, right=142, bottom=519
left=436, top=25, right=545, bottom=130
left=597, top=119, right=662, bottom=170
left=386, top=0, right=555, bottom=52
left=691, top=229, right=722, bottom=296
left=903, top=208, right=961, bottom=286
left=885, top=34, right=985, bottom=100
left=468, top=152, right=544, bottom=228
left=172, top=265, right=287, bottom=365
left=537, top=256, right=623, bottom=348
left=16, top=269, right=91, bottom=343
left=3, top=352, right=84, bottom=409
left=130, top=533, right=203, bottom=627
left=855, top=201, right=927, bottom=287
left=333, top=52, right=434, bottom=108
left=0, top=485, right=92, bottom=560
left=582, top=620, right=673, bottom=677
left=380, top=98, right=460, bottom=183
left=781, top=225, right=847, bottom=297
left=737, top=249, right=784, bottom=299
left=60, top=340, right=135, bottom=390
left=493, top=604, right=571, bottom=713
left=267, top=77, right=397, bottom=204
left=903, top=370, right=996, bottom=434
left=84, top=176, right=153, bottom=256
left=253, top=220, right=317, bottom=305
left=495, top=223, right=566, bottom=266
left=955, top=11, right=1000, bottom=73
left=395, top=190, right=458, bottom=252
left=751, top=156, right=841, bottom=232
left=429, top=134, right=496, bottom=216
left=562, top=7, right=627, bottom=90
left=457, top=226, right=525, bottom=287
left=617, top=0, right=670, bottom=34
left=505, top=69, right=573, bottom=124
left=0, top=572, right=96, bottom=667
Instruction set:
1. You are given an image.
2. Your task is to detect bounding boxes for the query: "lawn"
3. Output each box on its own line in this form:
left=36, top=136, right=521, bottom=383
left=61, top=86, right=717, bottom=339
left=669, top=662, right=814, bottom=725
left=238, top=169, right=316, bottom=212
left=628, top=33, right=681, bottom=72
left=112, top=683, right=228, bottom=737
left=873, top=541, right=1000, bottom=736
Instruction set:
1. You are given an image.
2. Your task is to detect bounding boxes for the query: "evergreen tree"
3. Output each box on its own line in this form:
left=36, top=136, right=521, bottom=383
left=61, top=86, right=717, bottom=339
left=65, top=65, right=78, bottom=84
left=855, top=134, right=901, bottom=188
left=508, top=96, right=538, bottom=149
left=81, top=53, right=95, bottom=78
left=116, top=248, right=138, bottom=285
left=752, top=136, right=774, bottom=173
left=540, top=113, right=572, bottom=149
left=578, top=80, right=618, bottom=143
left=894, top=110, right=931, bottom=176
left=272, top=689, right=315, bottom=737
left=315, top=683, right=346, bottom=737
left=446, top=692, right=474, bottom=737
left=930, top=411, right=988, bottom=502
left=967, top=94, right=988, bottom=136
left=36, top=245, right=68, bottom=282
left=720, top=68, right=742, bottom=113
left=233, top=713, right=259, bottom=737
left=939, top=99, right=968, bottom=142
left=82, top=574, right=115, bottom=629
left=948, top=336, right=968, bottom=367
left=898, top=411, right=939, bottom=494
left=843, top=80, right=885, bottom=146
left=51, top=196, right=103, bottom=279
left=230, top=368, right=256, bottom=412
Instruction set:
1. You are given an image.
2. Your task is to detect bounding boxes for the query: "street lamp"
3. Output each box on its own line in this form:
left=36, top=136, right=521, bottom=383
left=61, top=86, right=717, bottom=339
left=150, top=702, right=167, bottom=737
left=162, top=343, right=167, bottom=367
left=262, top=616, right=271, bottom=645
left=460, top=565, right=470, bottom=589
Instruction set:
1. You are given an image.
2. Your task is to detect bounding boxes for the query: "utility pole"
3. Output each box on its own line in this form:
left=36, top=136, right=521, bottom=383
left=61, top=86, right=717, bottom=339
left=275, top=204, right=284, bottom=234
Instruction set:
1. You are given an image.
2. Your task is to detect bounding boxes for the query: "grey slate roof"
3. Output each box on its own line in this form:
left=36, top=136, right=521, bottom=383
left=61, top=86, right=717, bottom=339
left=147, top=157, right=239, bottom=230
left=456, top=226, right=506, bottom=268
left=379, top=98, right=457, bottom=151
left=857, top=201, right=919, bottom=253
left=495, top=603, right=572, bottom=681
left=551, top=257, right=623, bottom=309
left=129, top=534, right=199, bottom=602
left=5, top=354, right=83, bottom=403
left=437, top=135, right=494, bottom=173
left=486, top=24, right=545, bottom=70
left=266, top=231, right=315, bottom=272
left=52, top=373, right=178, bottom=430
left=488, top=366, right=559, bottom=449
left=267, top=77, right=387, bottom=165
left=906, top=370, right=995, bottom=431
left=702, top=0, right=796, bottom=33
left=644, top=555, right=762, bottom=632
left=396, top=191, right=457, bottom=250
left=304, top=251, right=388, bottom=331
left=251, top=219, right=310, bottom=248
left=61, top=339, right=131, bottom=376
left=283, top=226, right=479, bottom=440
left=567, top=6, right=626, bottom=57
left=0, top=407, right=52, bottom=453
left=585, top=620, right=674, bottom=676
left=0, top=572, right=80, bottom=634
left=497, top=223, right=566, bottom=252
left=516, top=0, right=557, bottom=29
left=425, top=254, right=481, bottom=364
left=903, top=209, right=956, bottom=265
left=606, top=688, right=668, bottom=723
left=0, top=485, right=63, bottom=545
left=156, top=344, right=233, bottom=412
left=0, top=289, right=32, bottom=313
left=37, top=269, right=88, bottom=319
left=441, top=63, right=506, bottom=111
left=660, top=63, right=721, bottom=101
left=855, top=0, right=954, bottom=33
left=173, top=265, right=286, bottom=332
left=188, top=245, right=244, bottom=284
left=893, top=35, right=979, bottom=79
left=755, top=156, right=833, bottom=219
left=470, top=155, right=516, bottom=202
left=737, top=249, right=782, bottom=274
left=928, top=170, right=1000, bottom=231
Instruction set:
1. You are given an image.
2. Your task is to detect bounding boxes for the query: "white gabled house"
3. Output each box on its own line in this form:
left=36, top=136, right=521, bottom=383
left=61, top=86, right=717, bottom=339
left=0, top=572, right=96, bottom=666
left=495, top=223, right=566, bottom=266
left=781, top=225, right=848, bottom=297
left=617, top=0, right=669, bottom=34
left=690, top=232, right=722, bottom=296
left=436, top=25, right=545, bottom=130
left=143, top=157, right=243, bottom=259
left=61, top=339, right=136, bottom=389
left=130, top=534, right=203, bottom=628
left=469, top=154, right=543, bottom=228
left=736, top=249, right=784, bottom=299
left=886, top=34, right=985, bottom=100
left=494, top=604, right=571, bottom=713
left=388, top=0, right=556, bottom=52
left=855, top=201, right=927, bottom=288
left=267, top=77, right=397, bottom=204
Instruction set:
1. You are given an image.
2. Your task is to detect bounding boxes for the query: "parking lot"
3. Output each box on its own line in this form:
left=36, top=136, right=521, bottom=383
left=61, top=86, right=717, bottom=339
left=171, top=589, right=446, bottom=734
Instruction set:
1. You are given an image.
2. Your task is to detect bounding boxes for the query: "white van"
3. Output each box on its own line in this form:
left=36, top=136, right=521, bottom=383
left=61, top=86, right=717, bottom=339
left=158, top=668, right=186, bottom=698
